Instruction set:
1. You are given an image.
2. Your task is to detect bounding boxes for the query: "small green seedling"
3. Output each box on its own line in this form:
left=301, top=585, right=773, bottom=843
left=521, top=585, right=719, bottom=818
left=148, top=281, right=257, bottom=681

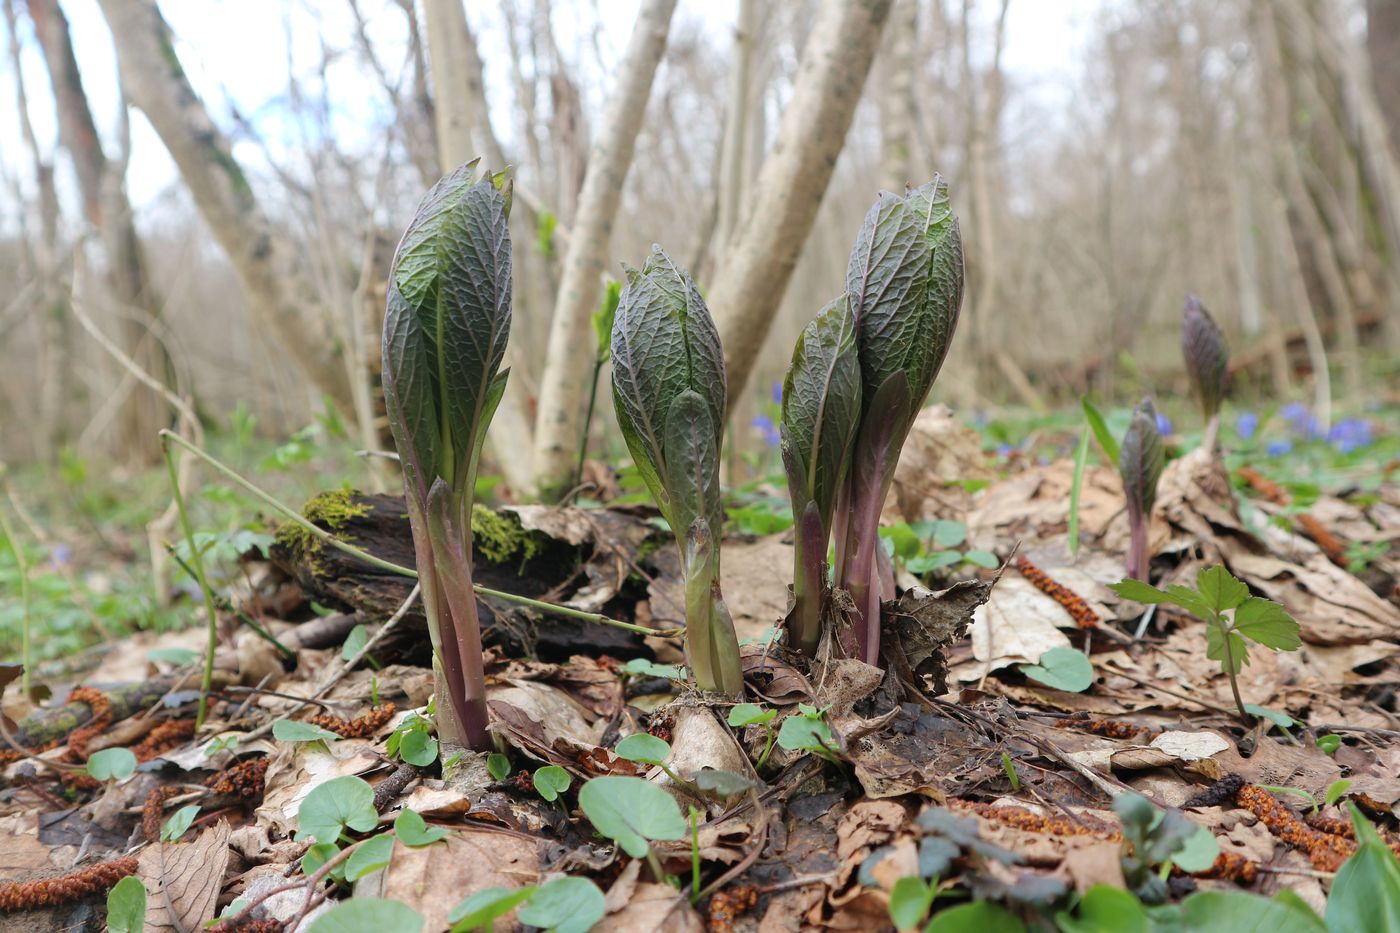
left=86, top=747, right=137, bottom=783
left=1317, top=734, right=1342, bottom=756
left=776, top=704, right=838, bottom=762
left=1325, top=779, right=1353, bottom=808
left=727, top=703, right=778, bottom=769
left=449, top=885, right=537, bottom=932
left=160, top=805, right=200, bottom=842
left=106, top=875, right=146, bottom=933
left=615, top=733, right=691, bottom=788
left=394, top=809, right=448, bottom=847
left=486, top=752, right=512, bottom=781
left=516, top=875, right=606, bottom=933
left=1110, top=565, right=1300, bottom=723
left=578, top=775, right=687, bottom=883
left=272, top=719, right=341, bottom=744
left=1000, top=752, right=1021, bottom=791
left=533, top=766, right=572, bottom=802
left=295, top=775, right=378, bottom=844
left=386, top=712, right=439, bottom=767
left=1018, top=646, right=1094, bottom=693
left=1114, top=792, right=1219, bottom=904
left=622, top=657, right=684, bottom=681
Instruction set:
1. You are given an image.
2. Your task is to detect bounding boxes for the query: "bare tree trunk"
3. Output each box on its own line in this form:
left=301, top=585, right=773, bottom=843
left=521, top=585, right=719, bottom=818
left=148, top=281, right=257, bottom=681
left=877, top=0, right=918, bottom=192
left=717, top=0, right=758, bottom=251
left=5, top=0, right=67, bottom=461
left=713, top=0, right=895, bottom=410
left=95, top=0, right=354, bottom=417
left=529, top=0, right=678, bottom=495
left=28, top=0, right=173, bottom=463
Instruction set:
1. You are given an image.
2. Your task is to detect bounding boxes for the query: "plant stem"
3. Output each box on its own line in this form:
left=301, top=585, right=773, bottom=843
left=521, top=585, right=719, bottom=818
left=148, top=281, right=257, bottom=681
left=689, top=807, right=702, bottom=903
left=573, top=357, right=605, bottom=492
left=755, top=725, right=775, bottom=769
left=158, top=430, right=681, bottom=638
left=161, top=437, right=221, bottom=729
left=0, top=479, right=32, bottom=696
left=644, top=846, right=668, bottom=886
left=1215, top=614, right=1250, bottom=723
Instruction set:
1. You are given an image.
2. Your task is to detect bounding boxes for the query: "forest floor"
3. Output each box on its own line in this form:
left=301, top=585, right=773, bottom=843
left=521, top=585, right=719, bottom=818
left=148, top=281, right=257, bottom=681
left=1, top=399, right=1398, bottom=931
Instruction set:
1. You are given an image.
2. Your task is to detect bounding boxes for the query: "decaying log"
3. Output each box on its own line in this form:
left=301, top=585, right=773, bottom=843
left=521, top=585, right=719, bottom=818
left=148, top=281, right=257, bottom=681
left=268, top=492, right=651, bottom=659
left=15, top=680, right=170, bottom=747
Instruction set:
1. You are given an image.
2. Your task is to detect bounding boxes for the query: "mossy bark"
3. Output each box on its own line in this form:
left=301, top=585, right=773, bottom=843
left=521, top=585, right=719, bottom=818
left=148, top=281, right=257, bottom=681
left=15, top=680, right=171, bottom=746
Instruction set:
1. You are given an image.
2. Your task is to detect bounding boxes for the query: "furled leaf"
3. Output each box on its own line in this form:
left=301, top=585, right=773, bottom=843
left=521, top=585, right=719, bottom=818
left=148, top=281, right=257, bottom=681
left=662, top=390, right=721, bottom=533
left=610, top=246, right=726, bottom=528
left=780, top=294, right=862, bottom=522
left=1182, top=295, right=1229, bottom=420
left=1119, top=398, right=1165, bottom=518
left=846, top=177, right=962, bottom=412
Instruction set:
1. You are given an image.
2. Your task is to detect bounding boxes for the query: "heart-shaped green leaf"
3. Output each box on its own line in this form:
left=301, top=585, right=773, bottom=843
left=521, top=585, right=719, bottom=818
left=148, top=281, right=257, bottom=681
left=577, top=776, right=687, bottom=858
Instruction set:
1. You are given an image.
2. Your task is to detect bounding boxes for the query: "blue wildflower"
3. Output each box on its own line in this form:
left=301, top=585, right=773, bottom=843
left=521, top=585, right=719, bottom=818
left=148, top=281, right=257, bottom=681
left=1328, top=418, right=1372, bottom=454
left=770, top=381, right=783, bottom=405
left=995, top=443, right=1014, bottom=457
left=1236, top=411, right=1258, bottom=441
left=1281, top=403, right=1323, bottom=439
left=49, top=544, right=71, bottom=569
left=1266, top=439, right=1293, bottom=457
left=1155, top=411, right=1173, bottom=436
left=752, top=414, right=780, bottom=447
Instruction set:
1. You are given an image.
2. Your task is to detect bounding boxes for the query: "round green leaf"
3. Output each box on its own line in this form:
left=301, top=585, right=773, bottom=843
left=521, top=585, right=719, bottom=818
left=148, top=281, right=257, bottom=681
left=398, top=728, right=438, bottom=766
left=449, top=885, right=537, bottom=932
left=777, top=708, right=834, bottom=753
left=486, top=752, right=512, bottom=781
left=614, top=733, right=671, bottom=765
left=693, top=768, right=755, bottom=798
left=1055, top=884, right=1148, bottom=933
left=160, top=804, right=200, bottom=842
left=533, top=766, right=573, bottom=802
left=394, top=808, right=448, bottom=847
left=622, top=658, right=683, bottom=681
left=146, top=647, right=199, bottom=666
left=962, top=549, right=1000, bottom=570
left=577, top=776, right=687, bottom=858
left=341, top=624, right=370, bottom=661
left=888, top=875, right=933, bottom=930
left=925, top=901, right=1025, bottom=932
left=1171, top=825, right=1220, bottom=873
left=1019, top=647, right=1094, bottom=693
left=1186, top=891, right=1325, bottom=932
left=296, top=775, right=378, bottom=843
left=516, top=876, right=606, bottom=933
left=727, top=704, right=775, bottom=727
left=273, top=719, right=342, bottom=742
left=106, top=875, right=146, bottom=933
left=306, top=898, right=423, bottom=933
left=87, top=747, right=137, bottom=782
left=347, top=832, right=395, bottom=881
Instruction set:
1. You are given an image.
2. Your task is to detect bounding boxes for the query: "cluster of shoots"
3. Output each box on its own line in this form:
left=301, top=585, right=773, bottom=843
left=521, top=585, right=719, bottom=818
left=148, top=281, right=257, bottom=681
left=1181, top=295, right=1229, bottom=453
left=609, top=248, right=742, bottom=695
left=381, top=160, right=513, bottom=750
left=780, top=178, right=964, bottom=663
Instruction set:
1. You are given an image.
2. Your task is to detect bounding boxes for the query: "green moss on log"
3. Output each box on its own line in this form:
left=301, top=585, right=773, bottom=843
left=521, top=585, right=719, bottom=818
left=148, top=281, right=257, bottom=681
left=273, top=490, right=372, bottom=558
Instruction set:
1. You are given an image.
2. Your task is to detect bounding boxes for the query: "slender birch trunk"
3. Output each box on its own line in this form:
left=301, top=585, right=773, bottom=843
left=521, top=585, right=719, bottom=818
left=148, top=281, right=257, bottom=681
left=529, top=0, right=678, bottom=495
left=712, top=0, right=895, bottom=411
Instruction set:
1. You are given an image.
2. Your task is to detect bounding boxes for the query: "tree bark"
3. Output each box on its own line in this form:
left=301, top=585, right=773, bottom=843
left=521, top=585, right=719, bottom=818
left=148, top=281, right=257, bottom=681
left=529, top=0, right=678, bottom=495
left=95, top=0, right=354, bottom=416
left=28, top=0, right=174, bottom=463
left=712, top=0, right=895, bottom=411
left=717, top=0, right=759, bottom=251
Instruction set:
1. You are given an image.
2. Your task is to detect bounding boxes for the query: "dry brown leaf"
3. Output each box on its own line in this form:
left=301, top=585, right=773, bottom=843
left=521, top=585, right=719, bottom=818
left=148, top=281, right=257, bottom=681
left=956, top=574, right=1072, bottom=682
left=885, top=404, right=994, bottom=526
left=360, top=832, right=540, bottom=931
left=601, top=882, right=704, bottom=932
left=139, top=820, right=230, bottom=933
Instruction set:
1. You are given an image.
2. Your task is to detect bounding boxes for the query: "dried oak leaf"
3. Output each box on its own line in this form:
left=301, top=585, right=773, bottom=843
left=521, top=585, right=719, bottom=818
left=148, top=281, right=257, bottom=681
left=137, top=819, right=231, bottom=932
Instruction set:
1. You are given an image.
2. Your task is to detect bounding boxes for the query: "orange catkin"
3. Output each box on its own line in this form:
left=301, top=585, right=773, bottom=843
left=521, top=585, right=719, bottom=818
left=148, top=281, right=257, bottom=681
left=1236, top=466, right=1289, bottom=505
left=0, top=856, right=139, bottom=912
left=206, top=756, right=269, bottom=800
left=1015, top=556, right=1099, bottom=629
left=1236, top=783, right=1354, bottom=871
left=305, top=702, right=397, bottom=740
left=1295, top=513, right=1349, bottom=568
left=1054, top=717, right=1146, bottom=740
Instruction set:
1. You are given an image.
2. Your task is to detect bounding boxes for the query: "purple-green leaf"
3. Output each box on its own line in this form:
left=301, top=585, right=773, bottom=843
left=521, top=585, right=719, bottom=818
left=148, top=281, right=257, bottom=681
left=1182, top=295, right=1229, bottom=422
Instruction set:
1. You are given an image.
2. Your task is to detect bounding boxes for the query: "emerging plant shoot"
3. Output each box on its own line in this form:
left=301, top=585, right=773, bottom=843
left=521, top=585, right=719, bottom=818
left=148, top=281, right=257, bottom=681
left=834, top=178, right=964, bottom=665
left=382, top=161, right=513, bottom=750
left=1119, top=398, right=1165, bottom=582
left=1181, top=295, right=1229, bottom=452
left=610, top=247, right=742, bottom=695
left=779, top=296, right=861, bottom=656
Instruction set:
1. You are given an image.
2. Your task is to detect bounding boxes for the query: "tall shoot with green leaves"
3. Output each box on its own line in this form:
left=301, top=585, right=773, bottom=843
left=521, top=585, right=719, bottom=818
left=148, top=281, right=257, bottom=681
left=574, top=280, right=622, bottom=491
left=834, top=178, right=963, bottom=665
left=779, top=297, right=861, bottom=656
left=610, top=247, right=742, bottom=695
left=1120, top=399, right=1165, bottom=582
left=1181, top=296, right=1229, bottom=453
left=382, top=161, right=513, bottom=750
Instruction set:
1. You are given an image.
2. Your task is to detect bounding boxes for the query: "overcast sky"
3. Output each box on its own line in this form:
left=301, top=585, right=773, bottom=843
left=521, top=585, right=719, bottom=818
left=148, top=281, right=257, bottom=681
left=1, top=0, right=1093, bottom=225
